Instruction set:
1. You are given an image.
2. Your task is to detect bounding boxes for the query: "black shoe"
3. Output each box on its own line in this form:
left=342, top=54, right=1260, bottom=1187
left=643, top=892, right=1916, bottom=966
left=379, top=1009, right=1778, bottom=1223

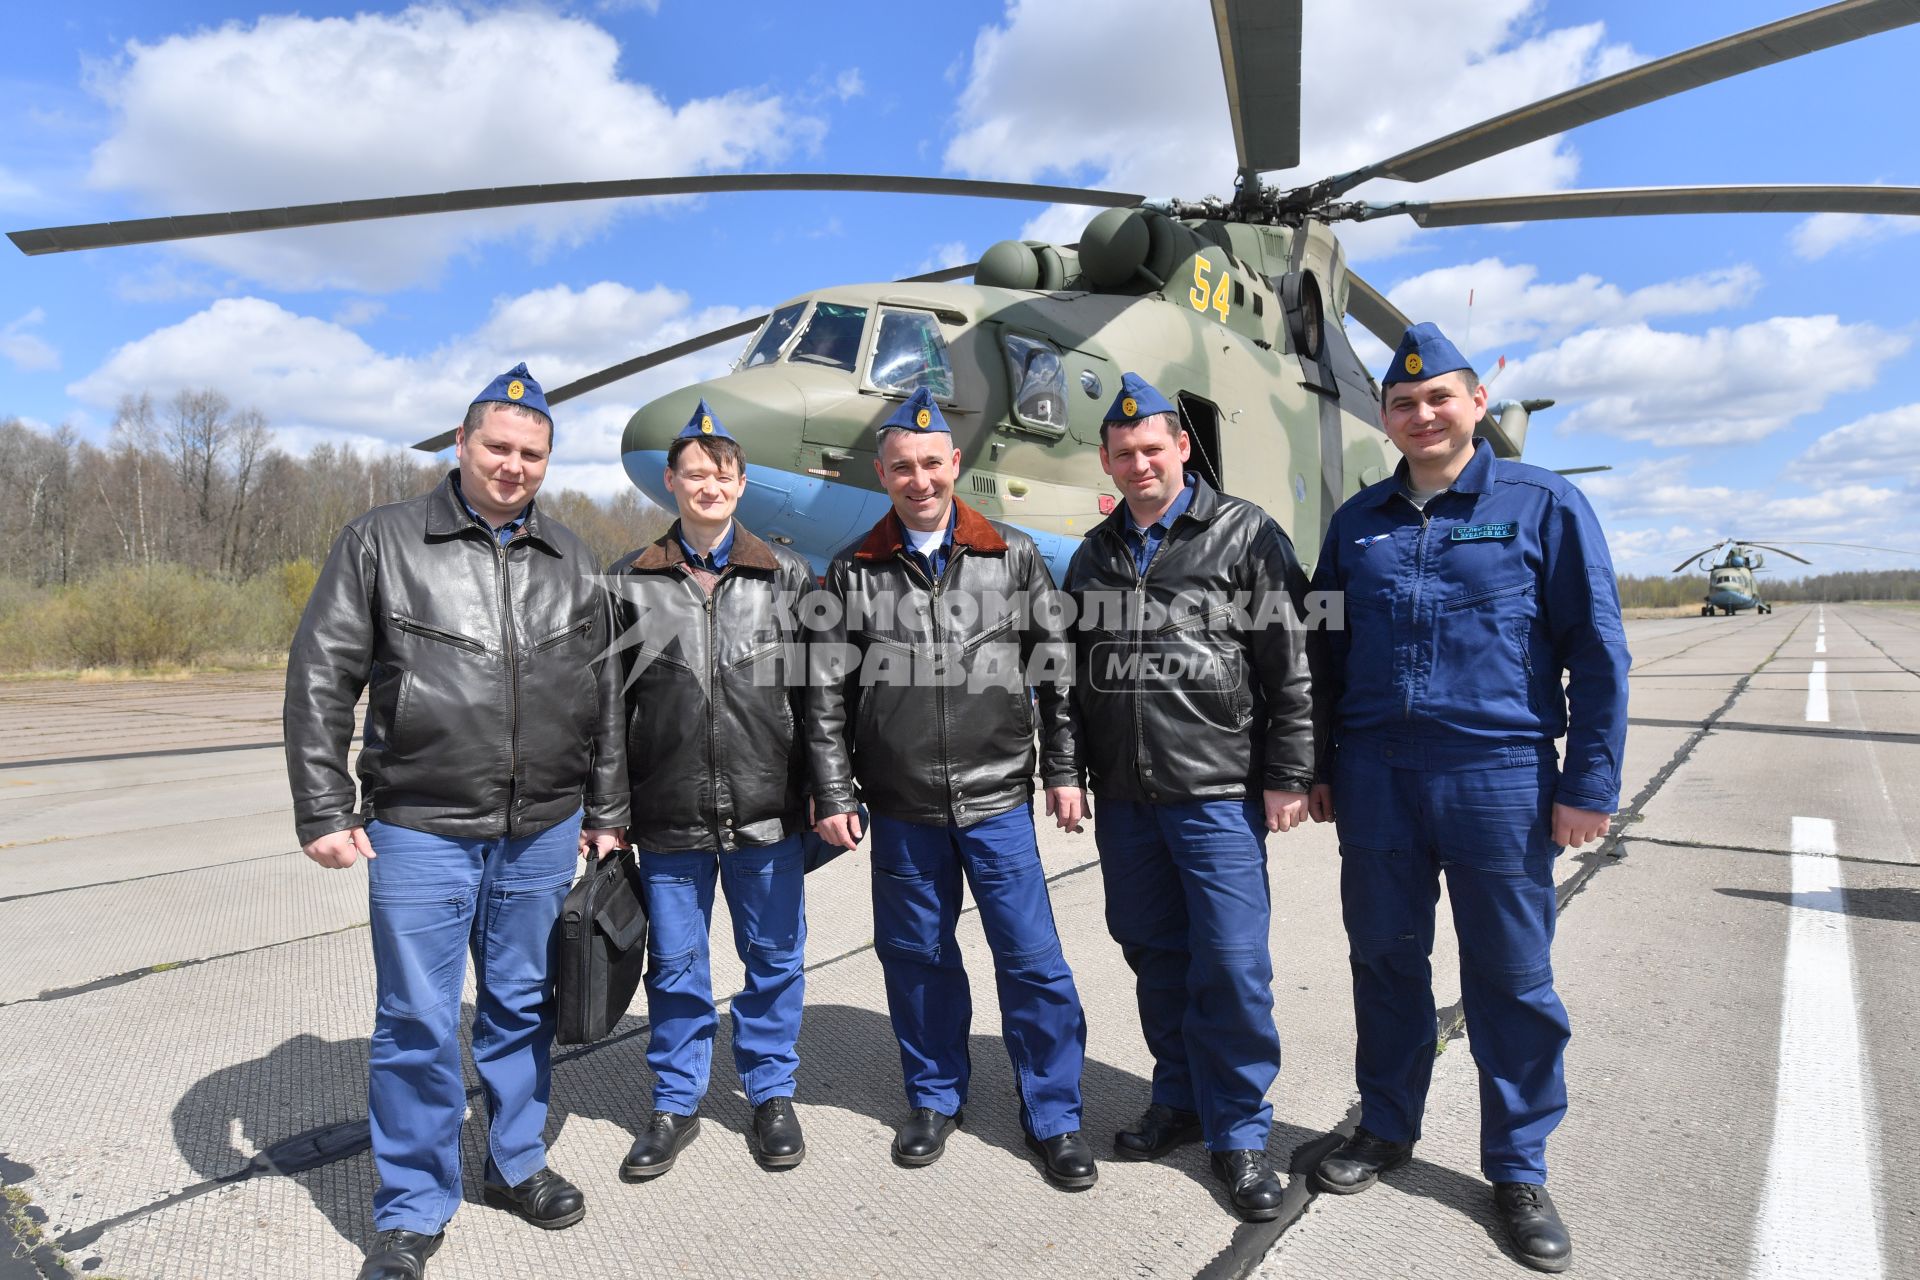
left=1210, top=1149, right=1285, bottom=1222
left=480, top=1165, right=585, bottom=1231
left=891, top=1107, right=962, bottom=1167
left=1312, top=1126, right=1414, bottom=1195
left=356, top=1229, right=443, bottom=1280
left=1024, top=1130, right=1098, bottom=1191
left=1494, top=1182, right=1573, bottom=1273
left=753, top=1097, right=806, bottom=1170
left=619, top=1112, right=702, bottom=1182
left=1113, top=1102, right=1203, bottom=1162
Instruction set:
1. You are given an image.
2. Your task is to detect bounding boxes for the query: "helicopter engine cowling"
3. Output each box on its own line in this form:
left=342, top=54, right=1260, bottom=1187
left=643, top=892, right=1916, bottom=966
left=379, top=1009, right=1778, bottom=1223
left=975, top=239, right=1077, bottom=291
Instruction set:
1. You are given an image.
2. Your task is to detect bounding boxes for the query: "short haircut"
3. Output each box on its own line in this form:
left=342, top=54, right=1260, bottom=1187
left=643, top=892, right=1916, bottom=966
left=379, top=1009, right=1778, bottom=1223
left=463, top=400, right=554, bottom=446
left=1099, top=409, right=1183, bottom=445
left=668, top=433, right=746, bottom=474
left=1382, top=367, right=1479, bottom=406
left=875, top=425, right=954, bottom=453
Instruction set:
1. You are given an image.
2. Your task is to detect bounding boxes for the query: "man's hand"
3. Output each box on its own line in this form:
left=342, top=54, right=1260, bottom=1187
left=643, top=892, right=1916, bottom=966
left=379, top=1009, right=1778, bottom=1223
left=1552, top=803, right=1611, bottom=850
left=1308, top=783, right=1335, bottom=824
left=580, top=826, right=626, bottom=861
left=304, top=827, right=376, bottom=869
left=815, top=810, right=864, bottom=849
left=1264, top=788, right=1309, bottom=834
left=1045, top=785, right=1086, bottom=833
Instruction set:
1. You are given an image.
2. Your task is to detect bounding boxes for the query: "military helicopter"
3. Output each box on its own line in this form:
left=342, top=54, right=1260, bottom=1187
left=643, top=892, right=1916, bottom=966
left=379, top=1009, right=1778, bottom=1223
left=1673, top=540, right=1811, bottom=615
left=10, top=1, right=1920, bottom=576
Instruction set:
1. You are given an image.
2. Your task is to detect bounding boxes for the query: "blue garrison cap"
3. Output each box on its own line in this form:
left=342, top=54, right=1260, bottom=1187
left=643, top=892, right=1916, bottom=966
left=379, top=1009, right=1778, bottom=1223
left=1382, top=322, right=1472, bottom=387
left=1103, top=371, right=1176, bottom=424
left=676, top=398, right=737, bottom=443
left=470, top=362, right=551, bottom=418
left=881, top=386, right=949, bottom=434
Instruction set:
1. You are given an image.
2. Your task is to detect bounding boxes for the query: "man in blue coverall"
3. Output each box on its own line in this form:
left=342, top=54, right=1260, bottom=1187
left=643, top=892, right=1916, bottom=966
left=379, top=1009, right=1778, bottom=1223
left=1306, top=323, right=1629, bottom=1274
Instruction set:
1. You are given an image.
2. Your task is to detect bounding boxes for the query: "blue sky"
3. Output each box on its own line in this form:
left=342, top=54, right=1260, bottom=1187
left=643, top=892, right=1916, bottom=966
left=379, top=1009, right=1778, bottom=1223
left=2, top=0, right=1916, bottom=576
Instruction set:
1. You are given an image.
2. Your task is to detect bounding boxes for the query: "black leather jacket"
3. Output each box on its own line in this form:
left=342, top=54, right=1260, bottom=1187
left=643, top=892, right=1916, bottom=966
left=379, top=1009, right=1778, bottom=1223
left=1063, top=476, right=1314, bottom=803
left=284, top=473, right=629, bottom=845
left=808, top=500, right=1076, bottom=827
left=608, top=522, right=813, bottom=853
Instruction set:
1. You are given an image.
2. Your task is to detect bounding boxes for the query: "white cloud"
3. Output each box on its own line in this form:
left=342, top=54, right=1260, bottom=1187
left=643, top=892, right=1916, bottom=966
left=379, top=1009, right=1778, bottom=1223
left=0, top=309, right=59, bottom=372
left=1790, top=211, right=1920, bottom=260
left=0, top=163, right=37, bottom=209
left=1796, top=403, right=1920, bottom=489
left=944, top=0, right=1637, bottom=257
left=912, top=241, right=972, bottom=275
left=834, top=68, right=866, bottom=101
left=331, top=299, right=387, bottom=327
left=84, top=7, right=824, bottom=290
left=67, top=283, right=756, bottom=469
left=1579, top=458, right=1753, bottom=520
left=1501, top=316, right=1907, bottom=444
left=1382, top=258, right=1761, bottom=358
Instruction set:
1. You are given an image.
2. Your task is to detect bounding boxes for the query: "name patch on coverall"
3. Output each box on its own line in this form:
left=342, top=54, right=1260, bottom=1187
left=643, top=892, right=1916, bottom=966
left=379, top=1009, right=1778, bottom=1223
left=1450, top=522, right=1517, bottom=542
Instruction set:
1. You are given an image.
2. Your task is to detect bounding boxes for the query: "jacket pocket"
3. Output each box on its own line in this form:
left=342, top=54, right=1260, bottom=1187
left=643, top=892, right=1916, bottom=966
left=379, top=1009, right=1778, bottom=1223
left=532, top=613, right=593, bottom=653
left=388, top=612, right=486, bottom=654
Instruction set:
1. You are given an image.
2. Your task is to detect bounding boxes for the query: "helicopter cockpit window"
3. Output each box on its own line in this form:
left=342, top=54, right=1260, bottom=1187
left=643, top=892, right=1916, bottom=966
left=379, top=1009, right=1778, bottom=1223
left=788, top=302, right=869, bottom=372
left=1001, top=332, right=1067, bottom=436
left=741, top=302, right=805, bottom=369
left=869, top=309, right=955, bottom=398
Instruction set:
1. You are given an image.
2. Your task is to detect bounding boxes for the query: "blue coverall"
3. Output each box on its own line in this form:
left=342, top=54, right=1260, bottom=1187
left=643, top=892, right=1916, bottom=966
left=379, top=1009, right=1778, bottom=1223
left=1309, top=438, right=1630, bottom=1184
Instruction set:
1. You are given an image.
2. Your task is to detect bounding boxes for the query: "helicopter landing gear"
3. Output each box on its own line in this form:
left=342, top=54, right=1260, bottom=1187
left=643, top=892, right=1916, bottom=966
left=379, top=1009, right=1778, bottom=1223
left=1701, top=605, right=1712, bottom=616
left=1760, top=603, right=1772, bottom=614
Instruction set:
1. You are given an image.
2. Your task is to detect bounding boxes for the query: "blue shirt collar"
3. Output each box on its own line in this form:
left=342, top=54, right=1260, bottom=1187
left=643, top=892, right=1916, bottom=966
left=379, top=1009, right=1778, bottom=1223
left=452, top=475, right=529, bottom=545
left=1364, top=437, right=1497, bottom=508
left=1126, top=473, right=1196, bottom=535
left=676, top=521, right=735, bottom=571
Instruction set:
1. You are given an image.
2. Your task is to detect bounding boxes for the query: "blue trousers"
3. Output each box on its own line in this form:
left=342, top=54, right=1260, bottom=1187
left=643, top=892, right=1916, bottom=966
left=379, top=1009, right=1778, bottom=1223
left=1332, top=742, right=1570, bottom=1184
left=639, top=836, right=807, bottom=1113
left=363, top=811, right=581, bottom=1234
left=1094, top=798, right=1279, bottom=1151
left=870, top=807, right=1087, bottom=1138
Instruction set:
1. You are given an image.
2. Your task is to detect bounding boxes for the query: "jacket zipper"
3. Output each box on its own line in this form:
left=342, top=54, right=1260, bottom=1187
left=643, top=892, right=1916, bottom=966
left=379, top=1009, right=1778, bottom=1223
left=704, top=577, right=725, bottom=847
left=388, top=613, right=486, bottom=654
left=496, top=537, right=521, bottom=826
left=1405, top=509, right=1430, bottom=720
left=531, top=616, right=592, bottom=652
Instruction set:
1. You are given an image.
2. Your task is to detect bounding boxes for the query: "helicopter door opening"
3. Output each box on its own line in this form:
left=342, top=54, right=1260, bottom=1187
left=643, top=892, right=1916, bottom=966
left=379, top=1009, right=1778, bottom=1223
left=1176, top=393, right=1224, bottom=493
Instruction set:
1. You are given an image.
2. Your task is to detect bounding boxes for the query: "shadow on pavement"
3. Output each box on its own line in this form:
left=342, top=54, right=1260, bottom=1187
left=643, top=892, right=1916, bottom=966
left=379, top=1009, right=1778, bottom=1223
left=1716, top=885, right=1920, bottom=923
left=171, top=997, right=1328, bottom=1244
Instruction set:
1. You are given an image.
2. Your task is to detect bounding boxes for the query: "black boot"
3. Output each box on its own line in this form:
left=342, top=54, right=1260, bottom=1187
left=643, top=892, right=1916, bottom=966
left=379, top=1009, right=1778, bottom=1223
left=1312, top=1126, right=1414, bottom=1195
left=891, top=1107, right=962, bottom=1167
left=1024, top=1129, right=1098, bottom=1191
left=619, top=1112, right=702, bottom=1181
left=1210, top=1149, right=1285, bottom=1222
left=480, top=1165, right=585, bottom=1230
left=753, top=1097, right=806, bottom=1170
left=1494, top=1182, right=1573, bottom=1273
left=355, top=1229, right=442, bottom=1280
left=1113, top=1103, right=1202, bottom=1162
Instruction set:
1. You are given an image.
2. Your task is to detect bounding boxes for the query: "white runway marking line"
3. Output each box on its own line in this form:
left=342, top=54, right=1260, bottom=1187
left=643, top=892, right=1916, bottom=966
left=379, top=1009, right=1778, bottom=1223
left=1751, top=817, right=1883, bottom=1279
left=1817, top=606, right=1827, bottom=654
left=1806, top=661, right=1829, bottom=722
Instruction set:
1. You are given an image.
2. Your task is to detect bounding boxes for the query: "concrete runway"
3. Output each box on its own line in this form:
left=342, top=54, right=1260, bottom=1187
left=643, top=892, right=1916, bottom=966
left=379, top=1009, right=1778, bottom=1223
left=0, top=602, right=1914, bottom=1279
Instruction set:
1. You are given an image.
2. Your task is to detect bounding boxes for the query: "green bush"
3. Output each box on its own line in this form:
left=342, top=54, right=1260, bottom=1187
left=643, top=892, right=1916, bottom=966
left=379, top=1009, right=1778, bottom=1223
left=49, top=564, right=239, bottom=668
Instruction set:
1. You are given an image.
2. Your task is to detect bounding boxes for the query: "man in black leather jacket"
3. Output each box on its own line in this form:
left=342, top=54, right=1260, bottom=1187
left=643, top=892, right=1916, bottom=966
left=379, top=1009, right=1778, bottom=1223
left=1063, top=373, right=1314, bottom=1224
left=284, top=364, right=627, bottom=1280
left=606, top=402, right=816, bottom=1184
left=809, top=387, right=1096, bottom=1191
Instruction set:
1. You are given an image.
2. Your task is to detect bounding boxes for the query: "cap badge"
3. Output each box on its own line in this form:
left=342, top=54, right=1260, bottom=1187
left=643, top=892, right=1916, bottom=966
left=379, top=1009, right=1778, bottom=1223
left=1403, top=354, right=1422, bottom=376
left=700, top=414, right=714, bottom=434
left=915, top=408, right=931, bottom=429
left=1120, top=396, right=1138, bottom=417
left=506, top=379, right=525, bottom=400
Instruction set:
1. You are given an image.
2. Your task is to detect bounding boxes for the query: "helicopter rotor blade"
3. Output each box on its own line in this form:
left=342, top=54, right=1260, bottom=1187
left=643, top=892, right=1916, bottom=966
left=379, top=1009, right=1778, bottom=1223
left=1354, top=183, right=1920, bottom=227
left=1314, top=0, right=1920, bottom=201
left=1754, top=540, right=1920, bottom=558
left=1342, top=270, right=1412, bottom=349
left=1671, top=543, right=1730, bottom=574
left=1210, top=0, right=1302, bottom=176
left=1744, top=542, right=1814, bottom=565
left=1552, top=465, right=1612, bottom=476
left=409, top=259, right=983, bottom=452
left=7, top=176, right=1141, bottom=257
